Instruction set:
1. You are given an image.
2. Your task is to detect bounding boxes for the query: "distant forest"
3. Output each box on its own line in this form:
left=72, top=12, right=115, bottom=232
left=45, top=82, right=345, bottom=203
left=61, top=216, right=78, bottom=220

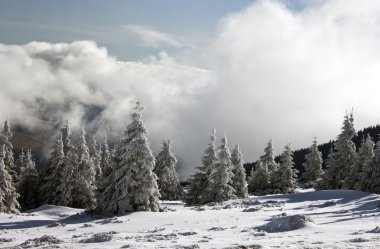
left=244, top=125, right=380, bottom=178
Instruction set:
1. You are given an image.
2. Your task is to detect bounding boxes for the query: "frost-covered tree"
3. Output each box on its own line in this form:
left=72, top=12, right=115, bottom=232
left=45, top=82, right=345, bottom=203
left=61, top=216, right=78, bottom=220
left=40, top=133, right=65, bottom=204
left=361, top=139, right=380, bottom=193
left=323, top=112, right=357, bottom=189
left=94, top=135, right=114, bottom=211
left=345, top=134, right=374, bottom=190
left=14, top=149, right=26, bottom=186
left=273, top=144, right=298, bottom=194
left=45, top=121, right=77, bottom=207
left=55, top=151, right=77, bottom=207
left=94, top=101, right=160, bottom=215
left=248, top=161, right=269, bottom=194
left=90, top=136, right=102, bottom=182
left=260, top=140, right=278, bottom=186
left=302, top=137, right=323, bottom=187
left=18, top=150, right=40, bottom=210
left=185, top=129, right=217, bottom=206
left=203, top=136, right=236, bottom=203
left=100, top=135, right=111, bottom=174
left=70, top=127, right=96, bottom=209
left=230, top=145, right=248, bottom=198
left=1, top=121, right=18, bottom=185
left=0, top=146, right=20, bottom=214
left=357, top=135, right=375, bottom=191
left=154, top=139, right=182, bottom=200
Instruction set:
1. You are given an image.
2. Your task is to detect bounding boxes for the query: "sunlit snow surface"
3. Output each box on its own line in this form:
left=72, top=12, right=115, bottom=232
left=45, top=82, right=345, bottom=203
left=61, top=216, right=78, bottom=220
left=1, top=189, right=380, bottom=248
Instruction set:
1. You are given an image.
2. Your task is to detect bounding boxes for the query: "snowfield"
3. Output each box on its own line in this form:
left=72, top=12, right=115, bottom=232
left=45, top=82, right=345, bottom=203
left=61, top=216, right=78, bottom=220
left=1, top=189, right=380, bottom=248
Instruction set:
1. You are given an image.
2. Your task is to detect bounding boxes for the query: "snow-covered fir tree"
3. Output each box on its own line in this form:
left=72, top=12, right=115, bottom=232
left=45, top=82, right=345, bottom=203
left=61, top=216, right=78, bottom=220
left=1, top=121, right=18, bottom=185
left=0, top=146, right=20, bottom=214
left=154, top=139, right=182, bottom=200
left=230, top=145, right=248, bottom=198
left=14, top=149, right=25, bottom=185
left=357, top=135, right=375, bottom=191
left=273, top=144, right=298, bottom=194
left=345, top=134, right=374, bottom=190
left=322, top=112, right=357, bottom=189
left=361, top=139, right=380, bottom=193
left=248, top=161, right=269, bottom=194
left=203, top=136, right=236, bottom=203
left=260, top=140, right=278, bottom=187
left=184, top=129, right=217, bottom=206
left=40, top=133, right=65, bottom=204
left=70, top=127, right=96, bottom=209
left=17, top=150, right=40, bottom=210
left=94, top=101, right=160, bottom=215
left=94, top=135, right=113, bottom=212
left=52, top=122, right=77, bottom=207
left=302, top=137, right=323, bottom=187
left=89, top=136, right=102, bottom=182
left=100, top=135, right=111, bottom=175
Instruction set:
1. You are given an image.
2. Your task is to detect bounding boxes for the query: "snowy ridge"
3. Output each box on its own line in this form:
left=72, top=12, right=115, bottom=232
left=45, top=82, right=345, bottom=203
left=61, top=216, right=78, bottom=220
left=1, top=189, right=380, bottom=248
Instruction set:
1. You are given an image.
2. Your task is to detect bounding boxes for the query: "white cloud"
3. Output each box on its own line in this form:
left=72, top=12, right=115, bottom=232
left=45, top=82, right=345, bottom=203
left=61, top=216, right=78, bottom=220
left=2, top=0, right=380, bottom=178
left=204, top=0, right=380, bottom=157
left=0, top=41, right=213, bottom=178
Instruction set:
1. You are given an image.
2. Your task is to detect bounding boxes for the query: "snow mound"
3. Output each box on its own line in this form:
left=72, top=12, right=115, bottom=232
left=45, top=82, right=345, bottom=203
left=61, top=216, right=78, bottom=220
left=258, top=214, right=314, bottom=233
left=18, top=235, right=63, bottom=248
left=79, top=231, right=117, bottom=243
left=27, top=204, right=83, bottom=218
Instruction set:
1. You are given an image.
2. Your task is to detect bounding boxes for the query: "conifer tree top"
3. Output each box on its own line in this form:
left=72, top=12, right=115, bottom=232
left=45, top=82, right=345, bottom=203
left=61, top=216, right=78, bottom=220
left=2, top=120, right=12, bottom=139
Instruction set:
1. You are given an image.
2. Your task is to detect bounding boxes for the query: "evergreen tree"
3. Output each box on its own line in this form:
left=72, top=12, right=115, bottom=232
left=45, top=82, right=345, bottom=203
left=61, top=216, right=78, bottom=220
left=358, top=135, right=375, bottom=191
left=362, top=139, right=380, bottom=193
left=302, top=137, right=323, bottom=187
left=70, top=127, right=96, bottom=209
left=345, top=134, right=374, bottom=190
left=230, top=145, right=248, bottom=198
left=260, top=140, right=278, bottom=187
left=94, top=101, right=160, bottom=215
left=154, top=139, right=182, bottom=200
left=90, top=136, right=102, bottom=182
left=0, top=146, right=20, bottom=214
left=248, top=161, right=269, bottom=194
left=40, top=133, right=65, bottom=204
left=18, top=150, right=40, bottom=210
left=1, top=121, right=18, bottom=185
left=273, top=144, right=298, bottom=194
left=100, top=135, right=111, bottom=175
left=55, top=150, right=76, bottom=206
left=184, top=129, right=217, bottom=206
left=323, top=112, right=357, bottom=189
left=95, top=135, right=113, bottom=212
left=49, top=121, right=76, bottom=207
left=203, top=136, right=236, bottom=203
left=14, top=149, right=26, bottom=186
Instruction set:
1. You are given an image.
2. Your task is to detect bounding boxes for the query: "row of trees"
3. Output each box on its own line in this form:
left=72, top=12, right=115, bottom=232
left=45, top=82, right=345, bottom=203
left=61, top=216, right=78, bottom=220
left=247, top=141, right=299, bottom=195
left=185, top=130, right=248, bottom=205
left=2, top=107, right=380, bottom=215
left=317, top=112, right=380, bottom=193
left=0, top=102, right=183, bottom=215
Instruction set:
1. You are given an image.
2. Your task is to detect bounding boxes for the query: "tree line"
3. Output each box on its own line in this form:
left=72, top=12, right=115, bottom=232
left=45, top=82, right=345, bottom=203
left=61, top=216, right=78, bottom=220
left=0, top=105, right=379, bottom=215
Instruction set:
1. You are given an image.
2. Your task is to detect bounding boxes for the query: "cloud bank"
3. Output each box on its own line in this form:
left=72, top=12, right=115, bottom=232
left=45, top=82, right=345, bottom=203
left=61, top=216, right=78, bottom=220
left=2, top=0, right=380, bottom=178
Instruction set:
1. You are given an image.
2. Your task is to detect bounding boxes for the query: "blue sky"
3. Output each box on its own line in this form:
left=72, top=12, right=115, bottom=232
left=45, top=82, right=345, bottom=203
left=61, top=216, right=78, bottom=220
left=0, top=0, right=307, bottom=60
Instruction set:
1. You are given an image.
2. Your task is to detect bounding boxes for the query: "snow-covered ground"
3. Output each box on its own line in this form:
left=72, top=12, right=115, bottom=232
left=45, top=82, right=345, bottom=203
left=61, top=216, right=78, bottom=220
left=1, top=189, right=380, bottom=248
